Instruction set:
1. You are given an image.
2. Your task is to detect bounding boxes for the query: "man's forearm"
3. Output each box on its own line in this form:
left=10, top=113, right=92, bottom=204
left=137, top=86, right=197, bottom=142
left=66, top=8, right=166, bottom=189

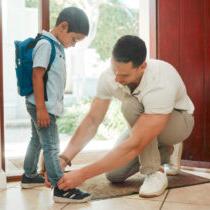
left=61, top=115, right=99, bottom=162
left=79, top=137, right=142, bottom=180
left=60, top=98, right=110, bottom=168
left=57, top=113, right=170, bottom=190
left=78, top=114, right=170, bottom=180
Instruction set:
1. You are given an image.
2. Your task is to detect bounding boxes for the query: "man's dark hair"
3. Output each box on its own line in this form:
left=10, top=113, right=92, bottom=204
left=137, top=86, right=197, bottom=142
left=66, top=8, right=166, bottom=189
left=56, top=7, right=89, bottom=35
left=112, top=35, right=147, bottom=67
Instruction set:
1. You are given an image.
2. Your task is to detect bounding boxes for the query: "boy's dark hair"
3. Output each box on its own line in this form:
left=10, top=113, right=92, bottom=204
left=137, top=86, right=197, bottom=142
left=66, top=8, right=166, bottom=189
left=112, top=35, right=147, bottom=67
left=56, top=7, right=89, bottom=35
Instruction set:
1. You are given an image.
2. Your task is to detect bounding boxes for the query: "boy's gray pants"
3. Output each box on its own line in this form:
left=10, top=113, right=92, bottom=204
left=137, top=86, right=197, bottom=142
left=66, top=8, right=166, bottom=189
left=106, top=96, right=194, bottom=182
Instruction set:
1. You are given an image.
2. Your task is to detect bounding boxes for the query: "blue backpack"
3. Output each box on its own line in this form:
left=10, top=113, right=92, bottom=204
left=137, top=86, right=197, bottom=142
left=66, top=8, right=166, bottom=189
left=14, top=33, right=56, bottom=101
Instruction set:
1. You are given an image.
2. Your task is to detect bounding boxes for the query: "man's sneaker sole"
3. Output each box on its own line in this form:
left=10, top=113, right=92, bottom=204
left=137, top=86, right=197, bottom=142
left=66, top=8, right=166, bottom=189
left=53, top=194, right=92, bottom=203
left=139, top=182, right=168, bottom=198
left=21, top=183, right=45, bottom=189
left=166, top=169, right=179, bottom=176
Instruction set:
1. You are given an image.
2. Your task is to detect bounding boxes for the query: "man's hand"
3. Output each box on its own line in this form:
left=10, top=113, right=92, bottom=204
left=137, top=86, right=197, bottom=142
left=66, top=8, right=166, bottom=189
left=36, top=108, right=51, bottom=127
left=57, top=169, right=85, bottom=191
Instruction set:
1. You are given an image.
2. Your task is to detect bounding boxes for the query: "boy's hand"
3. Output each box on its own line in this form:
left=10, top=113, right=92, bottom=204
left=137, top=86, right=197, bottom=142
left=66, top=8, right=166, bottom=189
left=36, top=108, right=51, bottom=127
left=44, top=172, right=52, bottom=188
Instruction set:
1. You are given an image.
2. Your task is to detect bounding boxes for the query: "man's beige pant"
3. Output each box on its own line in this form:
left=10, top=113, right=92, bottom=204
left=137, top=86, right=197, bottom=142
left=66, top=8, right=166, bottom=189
left=106, top=96, right=194, bottom=182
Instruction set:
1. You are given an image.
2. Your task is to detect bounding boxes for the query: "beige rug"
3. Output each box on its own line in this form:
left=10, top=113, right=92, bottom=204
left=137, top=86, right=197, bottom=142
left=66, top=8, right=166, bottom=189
left=80, top=171, right=210, bottom=200
left=8, top=158, right=210, bottom=200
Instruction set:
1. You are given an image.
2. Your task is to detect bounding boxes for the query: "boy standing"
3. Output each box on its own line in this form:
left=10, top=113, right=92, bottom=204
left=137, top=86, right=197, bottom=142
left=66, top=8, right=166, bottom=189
left=21, top=7, right=91, bottom=203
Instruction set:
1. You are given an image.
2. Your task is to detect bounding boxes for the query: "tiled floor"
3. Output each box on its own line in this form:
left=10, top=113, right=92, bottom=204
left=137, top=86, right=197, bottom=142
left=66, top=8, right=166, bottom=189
left=1, top=169, right=210, bottom=210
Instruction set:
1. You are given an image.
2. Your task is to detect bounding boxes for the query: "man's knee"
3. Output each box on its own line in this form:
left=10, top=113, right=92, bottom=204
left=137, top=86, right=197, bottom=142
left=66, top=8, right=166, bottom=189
left=121, top=97, right=143, bottom=127
left=105, top=171, right=127, bottom=183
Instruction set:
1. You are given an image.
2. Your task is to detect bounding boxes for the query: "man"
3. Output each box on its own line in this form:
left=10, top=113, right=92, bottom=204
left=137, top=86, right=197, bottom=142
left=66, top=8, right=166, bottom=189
left=57, top=35, right=194, bottom=197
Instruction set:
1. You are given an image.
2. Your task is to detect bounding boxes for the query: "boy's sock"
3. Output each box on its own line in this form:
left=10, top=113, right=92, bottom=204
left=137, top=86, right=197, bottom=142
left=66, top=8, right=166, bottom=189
left=53, top=186, right=92, bottom=203
left=21, top=173, right=45, bottom=189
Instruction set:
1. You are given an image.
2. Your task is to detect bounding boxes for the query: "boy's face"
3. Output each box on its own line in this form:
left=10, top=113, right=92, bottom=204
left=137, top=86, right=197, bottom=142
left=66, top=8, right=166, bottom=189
left=61, top=32, right=86, bottom=48
left=58, top=22, right=86, bottom=47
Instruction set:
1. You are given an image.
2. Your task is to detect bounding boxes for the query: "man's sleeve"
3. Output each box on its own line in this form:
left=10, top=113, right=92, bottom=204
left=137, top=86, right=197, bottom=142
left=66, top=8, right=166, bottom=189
left=32, top=40, right=52, bottom=70
left=95, top=72, right=113, bottom=100
left=142, top=85, right=177, bottom=114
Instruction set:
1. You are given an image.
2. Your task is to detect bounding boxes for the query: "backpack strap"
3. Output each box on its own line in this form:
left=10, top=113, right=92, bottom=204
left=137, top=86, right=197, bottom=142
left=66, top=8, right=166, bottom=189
left=36, top=34, right=56, bottom=101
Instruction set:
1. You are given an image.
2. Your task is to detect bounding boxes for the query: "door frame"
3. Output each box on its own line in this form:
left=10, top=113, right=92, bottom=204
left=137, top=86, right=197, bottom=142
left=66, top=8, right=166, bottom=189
left=149, top=0, right=157, bottom=58
left=0, top=0, right=5, bottom=171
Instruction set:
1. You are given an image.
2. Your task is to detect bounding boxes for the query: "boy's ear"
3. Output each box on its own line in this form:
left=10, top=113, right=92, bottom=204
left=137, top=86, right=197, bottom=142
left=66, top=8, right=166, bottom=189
left=60, top=21, right=69, bottom=32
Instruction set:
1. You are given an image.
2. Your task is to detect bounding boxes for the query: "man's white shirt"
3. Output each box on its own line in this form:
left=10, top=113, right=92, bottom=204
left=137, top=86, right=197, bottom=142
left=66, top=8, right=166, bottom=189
left=96, top=59, right=194, bottom=115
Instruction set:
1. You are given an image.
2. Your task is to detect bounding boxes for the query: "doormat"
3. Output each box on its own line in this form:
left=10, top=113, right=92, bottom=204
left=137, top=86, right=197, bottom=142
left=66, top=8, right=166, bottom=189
left=80, top=171, right=210, bottom=200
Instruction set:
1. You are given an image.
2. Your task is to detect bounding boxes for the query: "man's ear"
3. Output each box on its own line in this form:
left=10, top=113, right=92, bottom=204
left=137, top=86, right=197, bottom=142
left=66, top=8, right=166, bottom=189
left=141, top=61, right=147, bottom=70
left=137, top=61, right=147, bottom=72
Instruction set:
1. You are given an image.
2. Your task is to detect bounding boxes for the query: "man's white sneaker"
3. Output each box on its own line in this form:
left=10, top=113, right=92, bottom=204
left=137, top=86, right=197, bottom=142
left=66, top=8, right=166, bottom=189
left=168, top=143, right=183, bottom=175
left=163, top=163, right=180, bottom=176
left=139, top=171, right=168, bottom=197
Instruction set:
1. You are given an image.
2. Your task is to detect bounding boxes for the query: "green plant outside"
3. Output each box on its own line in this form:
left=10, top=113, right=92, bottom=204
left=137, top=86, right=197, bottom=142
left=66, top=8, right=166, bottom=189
left=25, top=0, right=38, bottom=8
left=57, top=99, right=127, bottom=140
left=90, top=3, right=139, bottom=60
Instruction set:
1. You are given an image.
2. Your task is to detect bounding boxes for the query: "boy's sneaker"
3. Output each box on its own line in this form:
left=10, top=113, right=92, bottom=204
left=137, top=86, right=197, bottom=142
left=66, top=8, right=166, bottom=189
left=53, top=186, right=92, bottom=203
left=21, top=174, right=45, bottom=189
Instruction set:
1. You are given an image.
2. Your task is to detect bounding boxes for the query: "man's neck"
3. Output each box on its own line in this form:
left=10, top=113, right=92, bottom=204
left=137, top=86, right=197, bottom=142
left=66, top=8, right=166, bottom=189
left=128, top=70, right=145, bottom=93
left=128, top=83, right=138, bottom=93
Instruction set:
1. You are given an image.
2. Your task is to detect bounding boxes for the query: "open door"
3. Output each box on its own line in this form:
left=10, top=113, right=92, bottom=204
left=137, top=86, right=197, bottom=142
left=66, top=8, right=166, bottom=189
left=157, top=0, right=210, bottom=162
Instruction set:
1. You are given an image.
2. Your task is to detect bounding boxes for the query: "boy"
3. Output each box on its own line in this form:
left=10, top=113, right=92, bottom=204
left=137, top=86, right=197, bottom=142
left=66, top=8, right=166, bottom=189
left=21, top=7, right=91, bottom=203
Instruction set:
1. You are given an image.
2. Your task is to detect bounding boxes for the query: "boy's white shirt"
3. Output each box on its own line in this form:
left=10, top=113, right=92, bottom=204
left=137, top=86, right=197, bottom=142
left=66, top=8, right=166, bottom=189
left=26, top=30, right=66, bottom=117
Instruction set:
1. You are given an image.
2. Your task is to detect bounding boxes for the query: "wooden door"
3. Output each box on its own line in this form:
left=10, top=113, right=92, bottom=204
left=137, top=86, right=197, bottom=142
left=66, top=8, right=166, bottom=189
left=157, top=0, right=210, bottom=161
